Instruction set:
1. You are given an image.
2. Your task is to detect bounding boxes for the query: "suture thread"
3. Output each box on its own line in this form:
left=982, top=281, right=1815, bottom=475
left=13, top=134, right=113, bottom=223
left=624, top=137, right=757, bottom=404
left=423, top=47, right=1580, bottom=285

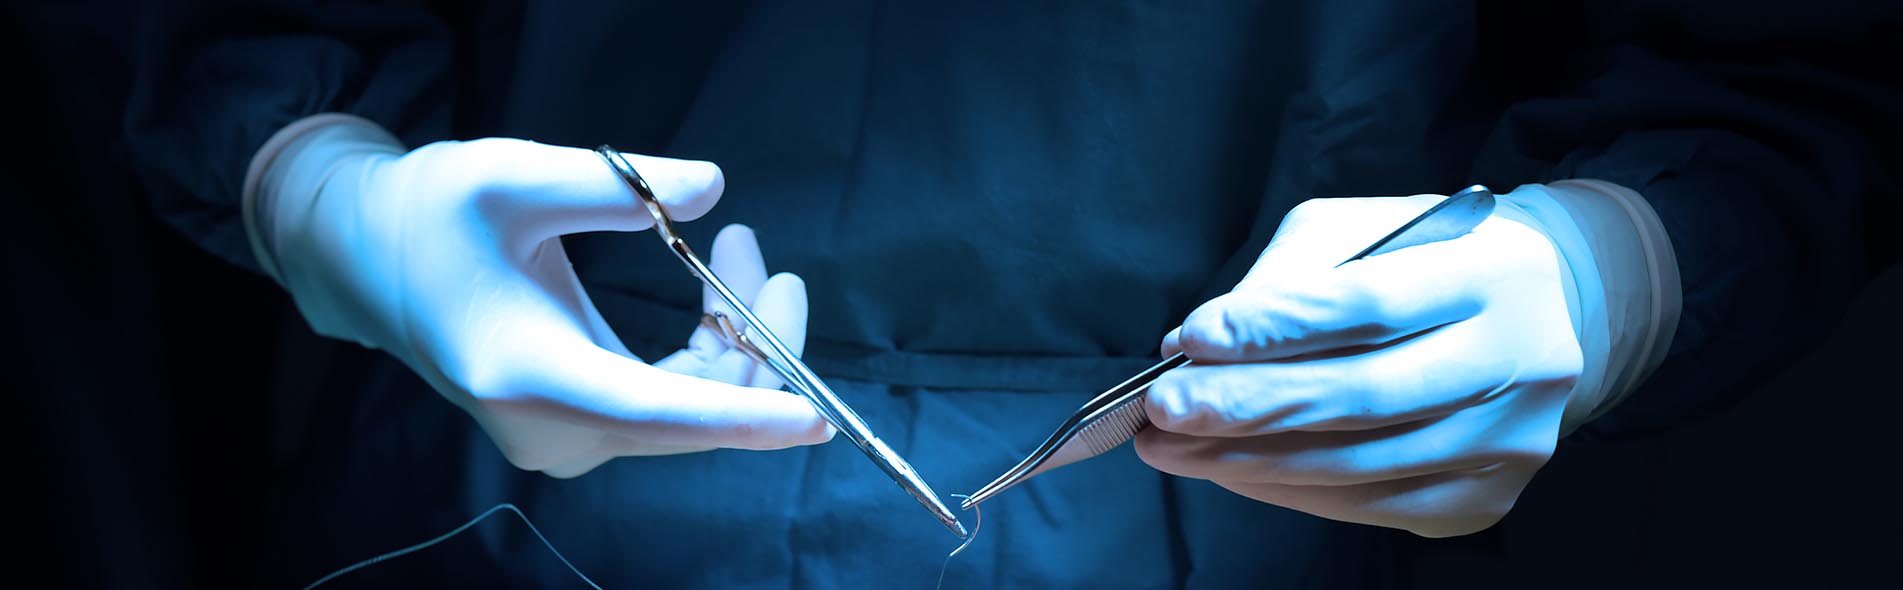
left=303, top=502, right=602, bottom=590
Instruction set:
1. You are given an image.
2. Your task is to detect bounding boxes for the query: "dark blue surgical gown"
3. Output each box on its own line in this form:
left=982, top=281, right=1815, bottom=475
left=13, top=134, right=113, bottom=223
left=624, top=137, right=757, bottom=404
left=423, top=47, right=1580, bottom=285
left=124, top=0, right=1902, bottom=587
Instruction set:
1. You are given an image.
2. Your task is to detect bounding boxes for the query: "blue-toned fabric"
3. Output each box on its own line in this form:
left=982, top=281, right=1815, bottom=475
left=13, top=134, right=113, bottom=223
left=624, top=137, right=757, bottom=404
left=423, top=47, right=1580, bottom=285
left=283, top=345, right=1398, bottom=588
left=123, top=0, right=1901, bottom=587
left=554, top=0, right=1298, bottom=362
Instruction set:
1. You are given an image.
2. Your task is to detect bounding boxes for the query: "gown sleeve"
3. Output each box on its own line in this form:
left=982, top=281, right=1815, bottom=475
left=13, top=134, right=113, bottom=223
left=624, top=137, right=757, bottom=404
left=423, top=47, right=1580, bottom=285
left=1474, top=0, right=1903, bottom=439
left=123, top=0, right=455, bottom=273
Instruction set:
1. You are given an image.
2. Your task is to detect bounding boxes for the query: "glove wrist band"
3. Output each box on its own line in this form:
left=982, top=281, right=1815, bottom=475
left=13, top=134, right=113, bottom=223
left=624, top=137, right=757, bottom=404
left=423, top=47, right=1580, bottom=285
left=1496, top=180, right=1682, bottom=434
left=241, top=113, right=406, bottom=285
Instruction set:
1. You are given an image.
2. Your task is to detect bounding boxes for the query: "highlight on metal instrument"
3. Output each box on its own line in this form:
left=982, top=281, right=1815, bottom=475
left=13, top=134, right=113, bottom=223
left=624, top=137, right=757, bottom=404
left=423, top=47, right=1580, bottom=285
left=962, top=186, right=1497, bottom=509
left=597, top=145, right=970, bottom=539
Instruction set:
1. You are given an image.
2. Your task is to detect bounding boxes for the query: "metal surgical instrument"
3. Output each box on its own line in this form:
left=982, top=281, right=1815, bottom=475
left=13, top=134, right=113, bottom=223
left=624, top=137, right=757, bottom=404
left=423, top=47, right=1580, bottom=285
left=595, top=146, right=969, bottom=539
left=961, top=186, right=1498, bottom=509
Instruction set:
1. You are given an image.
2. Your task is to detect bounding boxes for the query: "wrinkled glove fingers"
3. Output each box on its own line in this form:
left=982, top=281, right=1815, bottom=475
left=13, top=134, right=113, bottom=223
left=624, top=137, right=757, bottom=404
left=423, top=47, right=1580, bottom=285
left=1135, top=393, right=1555, bottom=486
left=1213, top=462, right=1540, bottom=538
left=1147, top=322, right=1519, bottom=437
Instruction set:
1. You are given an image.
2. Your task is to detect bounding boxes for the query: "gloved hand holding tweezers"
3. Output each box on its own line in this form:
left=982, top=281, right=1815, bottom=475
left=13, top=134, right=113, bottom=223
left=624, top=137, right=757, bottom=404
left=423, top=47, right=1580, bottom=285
left=1138, top=189, right=1592, bottom=537
left=967, top=185, right=1634, bottom=538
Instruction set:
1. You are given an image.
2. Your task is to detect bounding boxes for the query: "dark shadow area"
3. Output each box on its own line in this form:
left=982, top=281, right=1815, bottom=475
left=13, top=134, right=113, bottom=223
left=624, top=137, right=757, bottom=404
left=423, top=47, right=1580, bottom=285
left=1403, top=264, right=1903, bottom=587
left=5, top=2, right=1896, bottom=588
left=4, top=3, right=288, bottom=587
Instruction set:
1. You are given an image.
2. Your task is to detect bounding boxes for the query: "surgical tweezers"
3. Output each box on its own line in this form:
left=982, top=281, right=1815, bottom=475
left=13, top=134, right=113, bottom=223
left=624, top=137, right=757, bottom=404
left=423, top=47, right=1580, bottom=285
left=962, top=186, right=1498, bottom=509
left=596, top=146, right=968, bottom=539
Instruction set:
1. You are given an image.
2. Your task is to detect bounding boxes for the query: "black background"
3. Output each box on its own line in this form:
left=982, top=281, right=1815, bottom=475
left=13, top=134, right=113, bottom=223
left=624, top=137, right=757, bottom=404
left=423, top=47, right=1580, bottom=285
left=6, top=3, right=1897, bottom=588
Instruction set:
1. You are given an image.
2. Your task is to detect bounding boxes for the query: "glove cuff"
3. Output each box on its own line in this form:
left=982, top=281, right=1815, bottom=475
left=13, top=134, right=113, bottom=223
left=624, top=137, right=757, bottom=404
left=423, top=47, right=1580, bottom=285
left=1496, top=180, right=1682, bottom=435
left=241, top=113, right=406, bottom=285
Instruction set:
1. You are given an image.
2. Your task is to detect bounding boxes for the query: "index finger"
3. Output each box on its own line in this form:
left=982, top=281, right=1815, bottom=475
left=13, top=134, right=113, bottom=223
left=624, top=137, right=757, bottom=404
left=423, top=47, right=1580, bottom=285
left=1147, top=320, right=1518, bottom=437
left=464, top=140, right=726, bottom=240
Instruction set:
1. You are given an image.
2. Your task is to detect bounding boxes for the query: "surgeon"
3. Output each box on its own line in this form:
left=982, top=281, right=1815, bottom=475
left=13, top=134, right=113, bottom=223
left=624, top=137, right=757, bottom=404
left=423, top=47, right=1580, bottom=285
left=125, top=0, right=1898, bottom=587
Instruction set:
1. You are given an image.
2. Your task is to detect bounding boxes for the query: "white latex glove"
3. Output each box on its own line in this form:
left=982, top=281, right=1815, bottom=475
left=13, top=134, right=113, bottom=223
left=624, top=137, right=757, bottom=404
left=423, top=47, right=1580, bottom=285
left=1136, top=194, right=1587, bottom=537
left=243, top=114, right=832, bottom=479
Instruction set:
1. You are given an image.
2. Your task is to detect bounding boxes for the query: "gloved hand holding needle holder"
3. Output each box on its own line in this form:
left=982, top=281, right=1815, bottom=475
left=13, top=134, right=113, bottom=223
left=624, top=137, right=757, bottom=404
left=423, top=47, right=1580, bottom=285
left=245, top=114, right=962, bottom=536
left=245, top=113, right=1679, bottom=538
left=243, top=114, right=834, bottom=479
